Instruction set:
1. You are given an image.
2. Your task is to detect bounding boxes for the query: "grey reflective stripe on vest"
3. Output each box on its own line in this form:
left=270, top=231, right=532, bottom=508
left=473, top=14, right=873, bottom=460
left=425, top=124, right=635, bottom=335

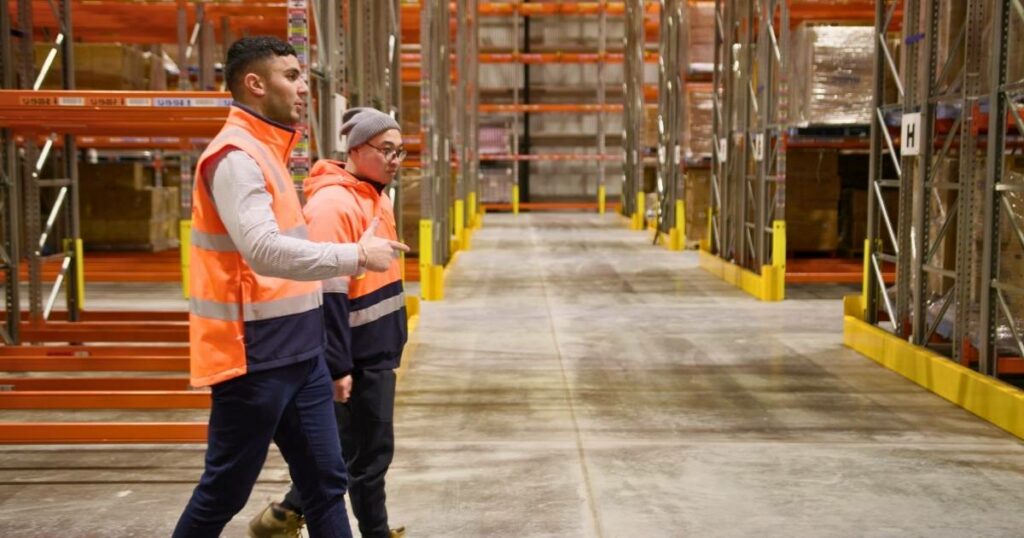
left=191, top=229, right=238, bottom=252
left=190, top=297, right=241, bottom=321
left=241, top=290, right=323, bottom=322
left=349, top=292, right=405, bottom=328
left=280, top=224, right=309, bottom=240
left=322, top=277, right=350, bottom=294
left=191, top=291, right=322, bottom=322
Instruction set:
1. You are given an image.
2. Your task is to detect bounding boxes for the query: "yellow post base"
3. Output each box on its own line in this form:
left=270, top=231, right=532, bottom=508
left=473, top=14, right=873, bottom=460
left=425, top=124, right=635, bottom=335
left=771, top=220, right=787, bottom=270
left=698, top=250, right=785, bottom=301
left=180, top=219, right=192, bottom=299
left=512, top=185, right=520, bottom=215
left=667, top=228, right=682, bottom=251
left=419, top=219, right=434, bottom=301
left=630, top=192, right=646, bottom=230
left=598, top=185, right=607, bottom=215
left=430, top=265, right=445, bottom=300
left=843, top=297, right=1024, bottom=440
left=454, top=199, right=466, bottom=253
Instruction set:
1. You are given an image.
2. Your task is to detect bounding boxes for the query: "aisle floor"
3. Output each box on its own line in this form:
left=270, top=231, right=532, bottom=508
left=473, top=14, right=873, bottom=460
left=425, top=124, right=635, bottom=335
left=2, top=213, right=1024, bottom=537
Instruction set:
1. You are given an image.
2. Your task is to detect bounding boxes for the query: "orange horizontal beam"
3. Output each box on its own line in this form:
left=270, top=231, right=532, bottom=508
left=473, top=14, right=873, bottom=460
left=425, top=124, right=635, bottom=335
left=0, top=356, right=188, bottom=372
left=16, top=1, right=288, bottom=44
left=480, top=154, right=623, bottom=162
left=20, top=321, right=189, bottom=343
left=0, top=391, right=209, bottom=410
left=0, top=90, right=230, bottom=136
left=402, top=52, right=659, bottom=64
left=482, top=201, right=622, bottom=212
left=480, top=103, right=623, bottom=113
left=475, top=2, right=661, bottom=16
left=4, top=310, right=187, bottom=322
left=0, top=377, right=191, bottom=391
left=0, top=422, right=207, bottom=444
left=0, top=344, right=188, bottom=357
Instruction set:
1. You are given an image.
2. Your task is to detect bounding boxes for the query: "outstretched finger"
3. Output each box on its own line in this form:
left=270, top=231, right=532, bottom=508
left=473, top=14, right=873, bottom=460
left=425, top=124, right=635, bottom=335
left=362, top=217, right=381, bottom=238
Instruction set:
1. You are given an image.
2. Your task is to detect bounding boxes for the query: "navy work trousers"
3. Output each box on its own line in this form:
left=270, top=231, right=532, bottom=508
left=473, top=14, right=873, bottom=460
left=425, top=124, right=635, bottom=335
left=173, top=355, right=352, bottom=538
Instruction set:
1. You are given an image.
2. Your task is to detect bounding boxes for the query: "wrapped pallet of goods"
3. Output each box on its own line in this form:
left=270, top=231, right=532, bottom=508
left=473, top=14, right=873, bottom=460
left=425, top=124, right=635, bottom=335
left=788, top=24, right=873, bottom=127
left=684, top=87, right=713, bottom=162
left=688, top=1, right=714, bottom=75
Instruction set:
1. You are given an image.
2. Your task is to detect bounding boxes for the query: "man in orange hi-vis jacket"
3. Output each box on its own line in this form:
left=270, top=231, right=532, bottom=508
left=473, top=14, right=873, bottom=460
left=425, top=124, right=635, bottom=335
left=248, top=108, right=408, bottom=538
left=173, top=37, right=408, bottom=538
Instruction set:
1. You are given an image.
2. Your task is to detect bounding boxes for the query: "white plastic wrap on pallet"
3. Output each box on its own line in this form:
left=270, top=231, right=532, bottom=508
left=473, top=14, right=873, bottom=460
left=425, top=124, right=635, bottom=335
left=789, top=24, right=873, bottom=127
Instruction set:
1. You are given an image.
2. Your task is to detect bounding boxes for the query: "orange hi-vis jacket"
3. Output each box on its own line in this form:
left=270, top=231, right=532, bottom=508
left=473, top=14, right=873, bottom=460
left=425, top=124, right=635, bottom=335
left=303, top=160, right=407, bottom=375
left=188, top=105, right=325, bottom=387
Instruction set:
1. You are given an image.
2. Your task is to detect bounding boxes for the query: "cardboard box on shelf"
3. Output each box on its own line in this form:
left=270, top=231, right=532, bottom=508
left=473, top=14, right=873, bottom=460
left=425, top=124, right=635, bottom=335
left=79, top=162, right=152, bottom=191
left=785, top=149, right=841, bottom=253
left=685, top=89, right=713, bottom=160
left=401, top=169, right=422, bottom=254
left=34, top=43, right=150, bottom=90
left=643, top=106, right=659, bottom=148
left=788, top=211, right=840, bottom=253
left=684, top=168, right=711, bottom=246
left=81, top=218, right=178, bottom=252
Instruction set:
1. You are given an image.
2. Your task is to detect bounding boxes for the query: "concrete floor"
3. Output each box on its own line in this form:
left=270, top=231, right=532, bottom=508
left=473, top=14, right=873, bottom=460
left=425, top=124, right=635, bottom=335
left=2, top=212, right=1024, bottom=537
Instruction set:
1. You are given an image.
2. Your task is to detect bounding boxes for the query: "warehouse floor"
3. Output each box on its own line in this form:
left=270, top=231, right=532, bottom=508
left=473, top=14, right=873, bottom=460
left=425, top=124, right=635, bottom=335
left=2, top=213, right=1024, bottom=537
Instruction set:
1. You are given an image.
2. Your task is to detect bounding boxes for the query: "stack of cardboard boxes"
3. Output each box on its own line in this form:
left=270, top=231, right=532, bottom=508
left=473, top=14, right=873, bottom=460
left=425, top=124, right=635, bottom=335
left=684, top=168, right=711, bottom=247
left=79, top=162, right=179, bottom=251
left=786, top=148, right=840, bottom=253
left=35, top=43, right=151, bottom=91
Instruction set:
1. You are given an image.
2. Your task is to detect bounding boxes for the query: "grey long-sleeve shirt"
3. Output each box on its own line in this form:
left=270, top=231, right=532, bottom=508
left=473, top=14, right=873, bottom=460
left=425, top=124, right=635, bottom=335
left=205, top=150, right=360, bottom=280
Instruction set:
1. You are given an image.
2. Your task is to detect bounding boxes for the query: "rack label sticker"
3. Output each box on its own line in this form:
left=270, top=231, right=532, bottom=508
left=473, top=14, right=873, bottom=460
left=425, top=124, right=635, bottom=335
left=190, top=98, right=220, bottom=107
left=718, top=138, right=727, bottom=161
left=753, top=134, right=764, bottom=162
left=155, top=97, right=190, bottom=107
left=86, top=96, right=124, bottom=107
left=901, top=112, right=922, bottom=156
left=58, top=97, right=85, bottom=106
left=125, top=98, right=152, bottom=107
left=20, top=96, right=56, bottom=106
left=153, top=97, right=231, bottom=108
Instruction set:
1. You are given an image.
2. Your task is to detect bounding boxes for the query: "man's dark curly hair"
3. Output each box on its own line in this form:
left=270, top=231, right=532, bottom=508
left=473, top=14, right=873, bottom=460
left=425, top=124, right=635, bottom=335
left=224, top=36, right=296, bottom=98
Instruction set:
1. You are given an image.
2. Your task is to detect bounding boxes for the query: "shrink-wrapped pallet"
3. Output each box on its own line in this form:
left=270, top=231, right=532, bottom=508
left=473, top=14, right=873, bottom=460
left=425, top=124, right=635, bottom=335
left=789, top=25, right=873, bottom=126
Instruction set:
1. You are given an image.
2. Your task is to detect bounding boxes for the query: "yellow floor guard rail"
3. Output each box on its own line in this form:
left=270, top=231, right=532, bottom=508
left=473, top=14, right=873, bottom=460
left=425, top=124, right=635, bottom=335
left=843, top=294, right=1024, bottom=440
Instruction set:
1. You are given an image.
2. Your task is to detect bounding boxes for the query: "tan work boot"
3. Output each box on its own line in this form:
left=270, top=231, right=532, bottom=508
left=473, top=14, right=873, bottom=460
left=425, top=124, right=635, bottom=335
left=389, top=526, right=407, bottom=537
left=247, top=502, right=305, bottom=538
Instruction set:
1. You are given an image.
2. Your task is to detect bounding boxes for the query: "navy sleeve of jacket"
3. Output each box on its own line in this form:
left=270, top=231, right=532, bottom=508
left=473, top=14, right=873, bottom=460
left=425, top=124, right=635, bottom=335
left=322, top=291, right=354, bottom=379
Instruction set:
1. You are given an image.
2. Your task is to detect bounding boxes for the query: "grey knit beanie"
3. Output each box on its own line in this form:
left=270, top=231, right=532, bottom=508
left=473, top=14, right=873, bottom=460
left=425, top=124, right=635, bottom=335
left=341, top=107, right=401, bottom=150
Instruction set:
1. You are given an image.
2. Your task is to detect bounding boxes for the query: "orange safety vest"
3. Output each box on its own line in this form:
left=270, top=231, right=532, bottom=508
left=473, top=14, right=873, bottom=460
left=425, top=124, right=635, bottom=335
left=188, top=105, right=324, bottom=387
left=304, top=160, right=406, bottom=372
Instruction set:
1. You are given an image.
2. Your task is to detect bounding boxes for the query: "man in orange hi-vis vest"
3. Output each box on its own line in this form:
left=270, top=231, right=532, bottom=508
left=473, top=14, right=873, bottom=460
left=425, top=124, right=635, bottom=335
left=173, top=37, right=408, bottom=538
left=249, top=108, right=409, bottom=538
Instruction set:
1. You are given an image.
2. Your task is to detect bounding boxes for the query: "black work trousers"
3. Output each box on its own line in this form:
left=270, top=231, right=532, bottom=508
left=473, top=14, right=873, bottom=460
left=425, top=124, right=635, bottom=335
left=286, top=368, right=396, bottom=538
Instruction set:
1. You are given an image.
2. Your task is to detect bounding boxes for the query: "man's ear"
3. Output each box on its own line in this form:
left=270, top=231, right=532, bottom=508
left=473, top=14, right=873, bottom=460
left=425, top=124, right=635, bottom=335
left=243, top=72, right=266, bottom=97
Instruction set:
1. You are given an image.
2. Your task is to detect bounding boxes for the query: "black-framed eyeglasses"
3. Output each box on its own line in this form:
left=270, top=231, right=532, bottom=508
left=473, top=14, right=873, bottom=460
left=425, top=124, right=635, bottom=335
left=364, top=142, right=407, bottom=162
